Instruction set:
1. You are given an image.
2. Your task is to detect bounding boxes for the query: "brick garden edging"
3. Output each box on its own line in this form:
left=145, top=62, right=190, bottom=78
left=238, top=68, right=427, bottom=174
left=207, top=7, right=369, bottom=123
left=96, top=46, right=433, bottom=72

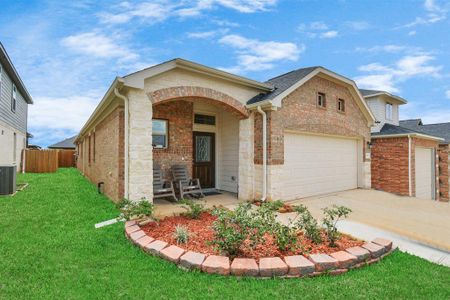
left=125, top=221, right=395, bottom=278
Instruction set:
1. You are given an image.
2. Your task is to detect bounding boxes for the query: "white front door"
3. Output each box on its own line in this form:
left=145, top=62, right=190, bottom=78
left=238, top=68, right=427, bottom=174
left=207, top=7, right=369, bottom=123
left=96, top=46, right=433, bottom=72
left=283, top=133, right=359, bottom=200
left=415, top=147, right=434, bottom=199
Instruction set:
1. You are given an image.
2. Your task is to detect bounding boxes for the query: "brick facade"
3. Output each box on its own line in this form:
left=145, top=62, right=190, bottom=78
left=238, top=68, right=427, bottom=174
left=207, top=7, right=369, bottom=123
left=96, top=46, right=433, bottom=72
left=371, top=136, right=448, bottom=202
left=148, top=86, right=249, bottom=119
left=152, top=101, right=194, bottom=179
left=76, top=107, right=124, bottom=202
left=254, top=76, right=371, bottom=165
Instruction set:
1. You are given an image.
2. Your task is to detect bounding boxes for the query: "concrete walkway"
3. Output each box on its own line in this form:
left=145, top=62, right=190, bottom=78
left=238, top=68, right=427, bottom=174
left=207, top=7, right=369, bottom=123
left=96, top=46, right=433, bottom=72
left=288, top=189, right=450, bottom=252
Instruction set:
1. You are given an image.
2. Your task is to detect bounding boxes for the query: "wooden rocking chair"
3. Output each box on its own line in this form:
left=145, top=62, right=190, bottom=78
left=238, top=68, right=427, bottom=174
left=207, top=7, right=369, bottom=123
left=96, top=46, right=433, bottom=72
left=153, top=167, right=178, bottom=202
left=171, top=164, right=205, bottom=199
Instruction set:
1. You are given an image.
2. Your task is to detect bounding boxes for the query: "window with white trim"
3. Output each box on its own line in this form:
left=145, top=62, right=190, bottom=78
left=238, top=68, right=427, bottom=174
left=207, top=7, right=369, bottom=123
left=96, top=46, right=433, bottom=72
left=337, top=98, right=345, bottom=112
left=11, top=83, right=17, bottom=112
left=386, top=103, right=393, bottom=120
left=317, top=92, right=326, bottom=108
left=152, top=119, right=168, bottom=149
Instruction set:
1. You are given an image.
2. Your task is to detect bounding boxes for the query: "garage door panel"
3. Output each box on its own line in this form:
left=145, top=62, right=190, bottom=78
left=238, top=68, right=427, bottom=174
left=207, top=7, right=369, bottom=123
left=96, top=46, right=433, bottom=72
left=283, top=133, right=358, bottom=200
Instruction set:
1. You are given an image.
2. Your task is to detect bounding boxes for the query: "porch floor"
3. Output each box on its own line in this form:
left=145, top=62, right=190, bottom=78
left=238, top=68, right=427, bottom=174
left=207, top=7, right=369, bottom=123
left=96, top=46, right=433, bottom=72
left=153, top=192, right=244, bottom=218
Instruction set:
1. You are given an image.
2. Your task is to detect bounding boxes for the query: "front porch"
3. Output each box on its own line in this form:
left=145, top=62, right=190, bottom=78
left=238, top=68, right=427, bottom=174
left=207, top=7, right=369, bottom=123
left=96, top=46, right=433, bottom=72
left=153, top=191, right=245, bottom=218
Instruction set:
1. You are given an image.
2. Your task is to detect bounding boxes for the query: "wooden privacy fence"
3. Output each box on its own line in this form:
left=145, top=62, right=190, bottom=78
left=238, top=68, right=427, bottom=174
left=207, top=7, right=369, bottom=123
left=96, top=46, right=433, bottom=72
left=24, top=149, right=76, bottom=173
left=58, top=150, right=76, bottom=167
left=25, top=150, right=58, bottom=173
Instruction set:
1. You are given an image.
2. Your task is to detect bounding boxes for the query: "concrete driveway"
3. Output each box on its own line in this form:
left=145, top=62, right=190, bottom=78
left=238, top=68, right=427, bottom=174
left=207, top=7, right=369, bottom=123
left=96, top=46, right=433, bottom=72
left=288, top=189, right=450, bottom=252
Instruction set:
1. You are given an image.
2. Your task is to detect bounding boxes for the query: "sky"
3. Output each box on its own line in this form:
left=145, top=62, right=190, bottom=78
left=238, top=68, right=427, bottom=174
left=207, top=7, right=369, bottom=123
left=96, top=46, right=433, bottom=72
left=0, top=0, right=449, bottom=147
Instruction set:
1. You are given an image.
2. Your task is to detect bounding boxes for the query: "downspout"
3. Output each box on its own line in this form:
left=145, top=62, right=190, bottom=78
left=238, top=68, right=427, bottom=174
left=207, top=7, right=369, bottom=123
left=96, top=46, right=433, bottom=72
left=114, top=88, right=129, bottom=200
left=256, top=106, right=267, bottom=201
left=408, top=135, right=412, bottom=196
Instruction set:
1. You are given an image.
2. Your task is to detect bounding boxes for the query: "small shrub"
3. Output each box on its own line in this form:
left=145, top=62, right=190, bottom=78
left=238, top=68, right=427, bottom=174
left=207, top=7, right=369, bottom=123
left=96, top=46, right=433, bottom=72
left=293, top=204, right=322, bottom=244
left=211, top=203, right=259, bottom=256
left=117, top=198, right=154, bottom=221
left=322, top=205, right=352, bottom=247
left=173, top=225, right=190, bottom=244
left=262, top=200, right=284, bottom=211
left=272, top=223, right=298, bottom=251
left=179, top=199, right=205, bottom=219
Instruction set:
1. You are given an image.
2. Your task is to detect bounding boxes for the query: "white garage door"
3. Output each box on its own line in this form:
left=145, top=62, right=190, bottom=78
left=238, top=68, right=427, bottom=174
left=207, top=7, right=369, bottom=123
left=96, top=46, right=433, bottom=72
left=283, top=133, right=358, bottom=200
left=415, top=147, right=434, bottom=199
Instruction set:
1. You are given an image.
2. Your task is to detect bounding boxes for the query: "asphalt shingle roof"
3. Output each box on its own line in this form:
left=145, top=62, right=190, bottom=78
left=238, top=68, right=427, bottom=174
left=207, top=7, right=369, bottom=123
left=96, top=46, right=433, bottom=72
left=371, top=123, right=420, bottom=136
left=48, top=135, right=77, bottom=149
left=247, top=67, right=319, bottom=105
left=400, top=120, right=450, bottom=144
left=359, top=89, right=385, bottom=97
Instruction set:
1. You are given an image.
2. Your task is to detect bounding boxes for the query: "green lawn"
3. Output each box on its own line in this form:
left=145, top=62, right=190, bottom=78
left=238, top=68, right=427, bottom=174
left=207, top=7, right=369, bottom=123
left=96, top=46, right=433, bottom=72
left=0, top=168, right=449, bottom=299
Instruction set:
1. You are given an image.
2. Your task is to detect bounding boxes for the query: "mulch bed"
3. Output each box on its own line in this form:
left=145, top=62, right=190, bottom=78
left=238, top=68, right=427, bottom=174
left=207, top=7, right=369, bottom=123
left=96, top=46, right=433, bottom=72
left=141, top=212, right=363, bottom=260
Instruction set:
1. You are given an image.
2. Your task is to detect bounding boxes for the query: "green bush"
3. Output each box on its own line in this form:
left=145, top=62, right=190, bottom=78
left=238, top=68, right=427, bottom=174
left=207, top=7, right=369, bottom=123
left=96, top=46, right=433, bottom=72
left=322, top=205, right=352, bottom=247
left=117, top=199, right=154, bottom=221
left=211, top=203, right=263, bottom=256
left=293, top=204, right=322, bottom=244
left=262, top=200, right=284, bottom=211
left=179, top=199, right=205, bottom=219
left=173, top=225, right=190, bottom=244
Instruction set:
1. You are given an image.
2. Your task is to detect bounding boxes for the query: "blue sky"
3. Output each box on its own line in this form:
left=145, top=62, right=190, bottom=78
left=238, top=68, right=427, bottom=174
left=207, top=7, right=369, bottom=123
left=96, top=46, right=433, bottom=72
left=1, top=0, right=449, bottom=147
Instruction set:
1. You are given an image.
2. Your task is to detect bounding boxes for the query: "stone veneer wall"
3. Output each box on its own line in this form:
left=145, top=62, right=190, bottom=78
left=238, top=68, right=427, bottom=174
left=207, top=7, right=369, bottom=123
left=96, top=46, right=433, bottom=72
left=438, top=144, right=449, bottom=201
left=76, top=107, right=124, bottom=202
left=152, top=101, right=194, bottom=179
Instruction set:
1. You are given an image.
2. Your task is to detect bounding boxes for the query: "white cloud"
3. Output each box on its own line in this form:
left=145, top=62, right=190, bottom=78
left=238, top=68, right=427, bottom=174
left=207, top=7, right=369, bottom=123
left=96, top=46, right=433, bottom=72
left=355, top=55, right=442, bottom=93
left=60, top=32, right=138, bottom=62
left=446, top=90, right=450, bottom=99
left=218, top=34, right=303, bottom=73
left=345, top=21, right=370, bottom=31
left=187, top=28, right=229, bottom=39
left=298, top=21, right=338, bottom=38
left=354, top=44, right=423, bottom=54
left=408, top=30, right=417, bottom=36
left=320, top=30, right=338, bottom=39
left=29, top=95, right=99, bottom=132
left=98, top=0, right=277, bottom=24
left=401, top=0, right=448, bottom=28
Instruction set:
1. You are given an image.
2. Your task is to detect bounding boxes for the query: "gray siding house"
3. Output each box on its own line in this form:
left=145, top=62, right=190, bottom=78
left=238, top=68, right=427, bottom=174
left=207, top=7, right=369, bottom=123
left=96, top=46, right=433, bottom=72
left=0, top=42, right=33, bottom=169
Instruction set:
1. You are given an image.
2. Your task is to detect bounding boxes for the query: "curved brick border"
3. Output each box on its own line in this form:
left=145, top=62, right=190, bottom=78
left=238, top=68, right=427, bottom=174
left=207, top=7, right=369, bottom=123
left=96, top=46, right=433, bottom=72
left=125, top=220, right=395, bottom=278
left=148, top=86, right=249, bottom=119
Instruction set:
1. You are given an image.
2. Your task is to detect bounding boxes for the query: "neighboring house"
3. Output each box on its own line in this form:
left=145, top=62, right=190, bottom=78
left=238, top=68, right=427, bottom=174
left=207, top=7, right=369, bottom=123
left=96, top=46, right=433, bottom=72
left=364, top=90, right=448, bottom=202
left=0, top=42, right=33, bottom=169
left=48, top=135, right=77, bottom=150
left=75, top=58, right=375, bottom=202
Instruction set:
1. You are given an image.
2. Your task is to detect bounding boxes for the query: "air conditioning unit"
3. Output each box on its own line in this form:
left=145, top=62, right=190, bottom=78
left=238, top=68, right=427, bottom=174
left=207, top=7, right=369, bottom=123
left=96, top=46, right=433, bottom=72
left=0, top=166, right=16, bottom=195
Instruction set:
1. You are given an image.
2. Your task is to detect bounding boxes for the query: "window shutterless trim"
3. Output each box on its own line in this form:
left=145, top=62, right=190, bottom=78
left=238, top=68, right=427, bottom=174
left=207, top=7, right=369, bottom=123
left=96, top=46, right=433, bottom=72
left=152, top=119, right=169, bottom=149
left=337, top=98, right=346, bottom=113
left=316, top=92, right=326, bottom=109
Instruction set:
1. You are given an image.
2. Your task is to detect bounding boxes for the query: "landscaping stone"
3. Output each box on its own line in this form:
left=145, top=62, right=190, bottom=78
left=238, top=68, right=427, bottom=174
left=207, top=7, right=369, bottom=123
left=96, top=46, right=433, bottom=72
left=129, top=230, right=146, bottom=242
left=372, top=238, right=393, bottom=250
left=159, top=245, right=185, bottom=263
left=125, top=220, right=137, bottom=228
left=145, top=240, right=168, bottom=256
left=230, top=258, right=259, bottom=276
left=202, top=255, right=230, bottom=275
left=259, top=257, right=288, bottom=277
left=284, top=255, right=315, bottom=276
left=135, top=235, right=154, bottom=248
left=362, top=242, right=386, bottom=258
left=308, top=254, right=338, bottom=272
left=125, top=225, right=140, bottom=236
left=179, top=251, right=206, bottom=270
left=330, top=251, right=357, bottom=269
left=345, top=246, right=370, bottom=262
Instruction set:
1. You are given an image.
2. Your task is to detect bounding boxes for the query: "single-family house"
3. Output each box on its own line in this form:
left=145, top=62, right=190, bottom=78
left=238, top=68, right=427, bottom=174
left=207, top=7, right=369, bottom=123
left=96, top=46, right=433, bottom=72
left=364, top=90, right=448, bottom=201
left=75, top=58, right=375, bottom=202
left=0, top=42, right=33, bottom=170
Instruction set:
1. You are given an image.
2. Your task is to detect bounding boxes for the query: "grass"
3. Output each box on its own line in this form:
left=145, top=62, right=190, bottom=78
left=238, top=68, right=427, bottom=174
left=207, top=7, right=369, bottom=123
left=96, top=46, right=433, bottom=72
left=0, top=168, right=449, bottom=299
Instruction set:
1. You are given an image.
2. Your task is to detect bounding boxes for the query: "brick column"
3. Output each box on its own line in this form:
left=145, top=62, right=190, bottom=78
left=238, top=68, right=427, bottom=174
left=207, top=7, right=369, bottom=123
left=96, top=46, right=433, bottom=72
left=438, top=145, right=449, bottom=202
left=127, top=89, right=153, bottom=202
left=238, top=113, right=254, bottom=200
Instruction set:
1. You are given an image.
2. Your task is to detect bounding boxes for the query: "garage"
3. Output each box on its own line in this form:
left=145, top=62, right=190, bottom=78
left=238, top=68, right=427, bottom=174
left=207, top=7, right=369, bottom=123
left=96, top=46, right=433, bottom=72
left=283, top=133, right=359, bottom=200
left=415, top=147, right=435, bottom=199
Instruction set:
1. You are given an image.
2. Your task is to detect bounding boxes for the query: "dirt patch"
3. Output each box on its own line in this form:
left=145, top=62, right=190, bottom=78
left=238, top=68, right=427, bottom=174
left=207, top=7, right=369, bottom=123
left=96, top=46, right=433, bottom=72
left=141, top=212, right=363, bottom=260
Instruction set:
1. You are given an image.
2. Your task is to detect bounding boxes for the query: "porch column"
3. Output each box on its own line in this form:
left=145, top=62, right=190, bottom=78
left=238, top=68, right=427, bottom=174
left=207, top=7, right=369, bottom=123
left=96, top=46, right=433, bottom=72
left=238, top=112, right=255, bottom=200
left=127, top=89, right=153, bottom=202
